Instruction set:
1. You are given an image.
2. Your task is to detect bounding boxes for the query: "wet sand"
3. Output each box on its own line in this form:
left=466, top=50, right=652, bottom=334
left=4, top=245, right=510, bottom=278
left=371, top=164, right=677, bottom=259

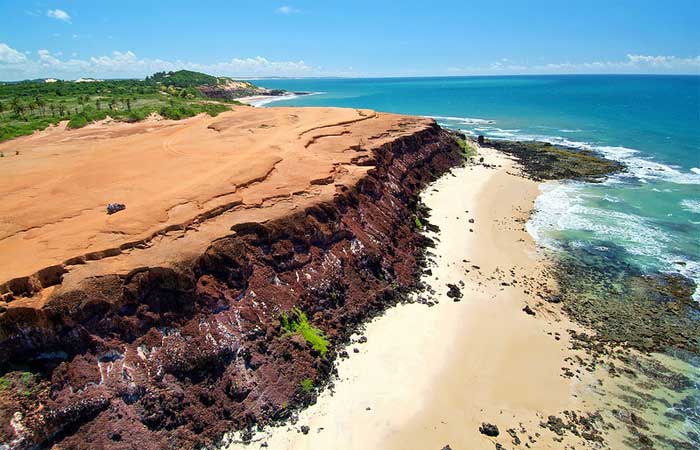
left=223, top=147, right=603, bottom=449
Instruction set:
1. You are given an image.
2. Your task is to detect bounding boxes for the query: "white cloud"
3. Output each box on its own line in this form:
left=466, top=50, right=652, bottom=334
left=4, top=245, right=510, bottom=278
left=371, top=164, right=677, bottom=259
left=1, top=42, right=698, bottom=81
left=0, top=43, right=337, bottom=80
left=275, top=6, right=300, bottom=15
left=446, top=54, right=700, bottom=76
left=47, top=9, right=71, bottom=22
left=0, top=43, right=27, bottom=64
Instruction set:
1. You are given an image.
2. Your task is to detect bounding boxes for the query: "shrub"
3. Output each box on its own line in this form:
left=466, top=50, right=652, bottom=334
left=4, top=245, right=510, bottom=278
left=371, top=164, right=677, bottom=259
left=300, top=378, right=314, bottom=393
left=414, top=216, right=424, bottom=230
left=67, top=114, right=89, bottom=129
left=281, top=307, right=329, bottom=356
left=455, top=135, right=476, bottom=159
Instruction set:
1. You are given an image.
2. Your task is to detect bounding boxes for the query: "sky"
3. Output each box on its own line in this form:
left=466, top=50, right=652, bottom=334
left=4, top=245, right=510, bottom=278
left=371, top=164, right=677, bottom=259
left=1, top=0, right=699, bottom=80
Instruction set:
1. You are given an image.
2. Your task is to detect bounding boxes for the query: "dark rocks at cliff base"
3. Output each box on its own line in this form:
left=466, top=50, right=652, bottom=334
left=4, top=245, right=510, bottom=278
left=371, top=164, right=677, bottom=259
left=522, top=305, right=536, bottom=316
left=300, top=425, right=310, bottom=435
left=479, top=422, right=500, bottom=437
left=446, top=283, right=463, bottom=301
left=441, top=446, right=452, bottom=450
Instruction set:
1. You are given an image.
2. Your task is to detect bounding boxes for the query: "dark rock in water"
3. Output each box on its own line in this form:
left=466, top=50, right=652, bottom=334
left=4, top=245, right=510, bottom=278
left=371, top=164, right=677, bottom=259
left=479, top=422, right=500, bottom=437
left=480, top=138, right=624, bottom=182
left=522, top=305, right=536, bottom=316
left=446, top=283, right=463, bottom=301
left=300, top=425, right=310, bottom=435
left=555, top=245, right=700, bottom=354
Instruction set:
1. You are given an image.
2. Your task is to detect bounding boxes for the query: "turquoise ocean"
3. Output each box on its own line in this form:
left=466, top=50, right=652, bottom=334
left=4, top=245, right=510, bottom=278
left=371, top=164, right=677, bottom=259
left=254, top=76, right=700, bottom=300
left=254, top=75, right=700, bottom=444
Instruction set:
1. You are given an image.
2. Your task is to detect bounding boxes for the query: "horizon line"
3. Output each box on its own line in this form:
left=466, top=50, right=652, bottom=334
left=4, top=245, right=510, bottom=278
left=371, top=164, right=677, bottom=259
left=2, top=72, right=699, bottom=84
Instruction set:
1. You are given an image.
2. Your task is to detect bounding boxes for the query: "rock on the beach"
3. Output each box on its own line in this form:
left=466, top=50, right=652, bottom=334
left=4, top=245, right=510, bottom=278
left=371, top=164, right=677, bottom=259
left=446, top=283, right=463, bottom=301
left=522, top=305, right=536, bottom=316
left=479, top=422, right=500, bottom=437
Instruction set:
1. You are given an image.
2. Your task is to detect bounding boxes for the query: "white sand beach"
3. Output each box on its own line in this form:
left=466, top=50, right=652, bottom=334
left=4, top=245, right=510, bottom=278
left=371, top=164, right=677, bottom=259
left=223, top=146, right=602, bottom=450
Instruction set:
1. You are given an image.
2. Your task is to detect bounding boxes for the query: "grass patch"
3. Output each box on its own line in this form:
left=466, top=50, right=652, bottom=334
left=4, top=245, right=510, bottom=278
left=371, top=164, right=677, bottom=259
left=300, top=378, right=314, bottom=393
left=281, top=307, right=329, bottom=357
left=0, top=377, right=10, bottom=390
left=414, top=216, right=424, bottom=230
left=454, top=135, right=477, bottom=160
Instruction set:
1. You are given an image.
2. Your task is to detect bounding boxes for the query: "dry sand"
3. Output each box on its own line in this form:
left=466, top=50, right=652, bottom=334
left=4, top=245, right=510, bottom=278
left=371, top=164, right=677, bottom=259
left=223, top=147, right=603, bottom=450
left=0, top=106, right=432, bottom=300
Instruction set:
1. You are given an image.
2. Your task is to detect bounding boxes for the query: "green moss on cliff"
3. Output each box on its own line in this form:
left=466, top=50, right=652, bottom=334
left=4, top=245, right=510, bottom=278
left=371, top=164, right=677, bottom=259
left=281, top=307, right=329, bottom=357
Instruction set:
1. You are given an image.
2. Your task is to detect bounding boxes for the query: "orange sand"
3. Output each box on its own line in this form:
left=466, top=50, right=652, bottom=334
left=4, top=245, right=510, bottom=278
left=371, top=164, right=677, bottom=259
left=0, top=107, right=431, bottom=300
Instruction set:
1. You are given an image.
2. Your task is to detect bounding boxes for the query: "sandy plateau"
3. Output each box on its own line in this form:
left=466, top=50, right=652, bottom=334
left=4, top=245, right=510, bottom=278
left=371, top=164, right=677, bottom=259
left=0, top=106, right=431, bottom=303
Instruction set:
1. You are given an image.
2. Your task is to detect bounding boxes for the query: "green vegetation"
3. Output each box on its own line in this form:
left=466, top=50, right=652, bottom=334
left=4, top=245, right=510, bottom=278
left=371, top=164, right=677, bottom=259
left=148, top=70, right=220, bottom=87
left=414, top=216, right=424, bottom=230
left=280, top=307, right=329, bottom=357
left=454, top=135, right=477, bottom=160
left=0, top=70, right=249, bottom=143
left=300, top=377, right=315, bottom=393
left=0, top=371, right=34, bottom=393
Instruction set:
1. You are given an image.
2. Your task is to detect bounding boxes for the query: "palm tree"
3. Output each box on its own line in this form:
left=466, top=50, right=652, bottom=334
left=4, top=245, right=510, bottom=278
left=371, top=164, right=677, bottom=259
left=58, top=102, right=67, bottom=117
left=49, top=103, right=56, bottom=117
left=109, top=98, right=117, bottom=111
left=126, top=97, right=132, bottom=111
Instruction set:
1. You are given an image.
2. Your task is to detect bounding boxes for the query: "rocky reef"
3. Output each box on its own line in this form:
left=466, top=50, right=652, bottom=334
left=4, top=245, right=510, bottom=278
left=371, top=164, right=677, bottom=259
left=0, top=123, right=462, bottom=449
left=480, top=138, right=624, bottom=181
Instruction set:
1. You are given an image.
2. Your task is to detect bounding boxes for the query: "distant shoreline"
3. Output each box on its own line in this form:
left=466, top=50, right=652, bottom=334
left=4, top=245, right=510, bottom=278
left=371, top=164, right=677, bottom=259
left=236, top=91, right=320, bottom=107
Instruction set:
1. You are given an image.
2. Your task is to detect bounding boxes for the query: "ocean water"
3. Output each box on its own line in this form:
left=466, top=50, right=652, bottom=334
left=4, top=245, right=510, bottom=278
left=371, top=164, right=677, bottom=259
left=254, top=76, right=700, bottom=300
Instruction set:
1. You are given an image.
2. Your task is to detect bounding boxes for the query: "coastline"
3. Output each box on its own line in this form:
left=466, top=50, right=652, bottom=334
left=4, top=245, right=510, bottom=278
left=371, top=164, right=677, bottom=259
left=0, top=99, right=696, bottom=448
left=236, top=92, right=320, bottom=107
left=222, top=145, right=606, bottom=449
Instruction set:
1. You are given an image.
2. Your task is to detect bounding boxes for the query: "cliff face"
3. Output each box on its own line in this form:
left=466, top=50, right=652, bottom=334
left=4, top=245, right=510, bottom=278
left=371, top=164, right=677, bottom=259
left=0, top=124, right=461, bottom=449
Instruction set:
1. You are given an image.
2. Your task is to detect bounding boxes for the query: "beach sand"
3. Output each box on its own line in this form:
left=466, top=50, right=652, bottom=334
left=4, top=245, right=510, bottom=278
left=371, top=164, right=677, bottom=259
left=223, top=147, right=603, bottom=449
left=236, top=93, right=313, bottom=107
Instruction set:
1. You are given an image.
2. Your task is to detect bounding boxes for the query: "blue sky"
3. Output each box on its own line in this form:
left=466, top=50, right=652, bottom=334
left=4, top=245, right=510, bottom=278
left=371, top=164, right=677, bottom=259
left=1, top=0, right=699, bottom=80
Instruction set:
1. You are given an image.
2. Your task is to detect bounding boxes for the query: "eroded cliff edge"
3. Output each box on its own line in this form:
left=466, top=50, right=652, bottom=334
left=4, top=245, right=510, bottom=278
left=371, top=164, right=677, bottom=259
left=0, top=114, right=462, bottom=449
